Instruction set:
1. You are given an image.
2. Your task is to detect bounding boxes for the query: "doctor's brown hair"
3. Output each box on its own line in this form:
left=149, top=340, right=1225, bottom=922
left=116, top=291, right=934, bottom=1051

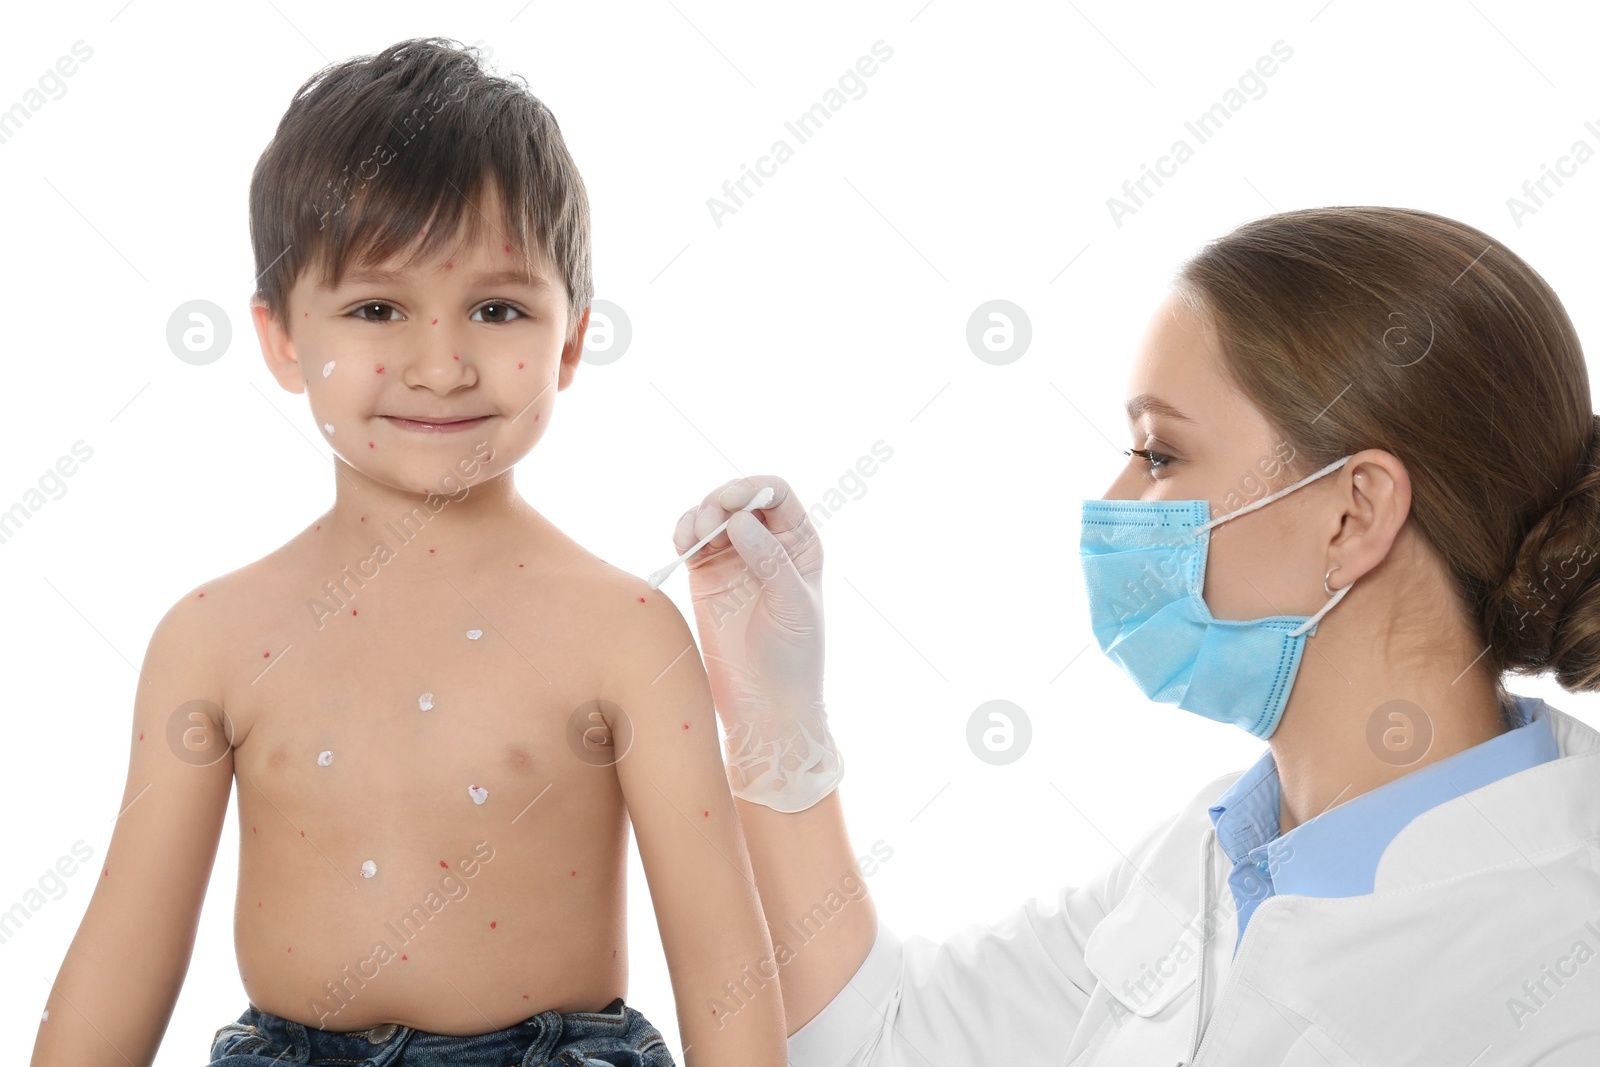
left=1174, top=206, right=1600, bottom=692
left=248, top=36, right=592, bottom=340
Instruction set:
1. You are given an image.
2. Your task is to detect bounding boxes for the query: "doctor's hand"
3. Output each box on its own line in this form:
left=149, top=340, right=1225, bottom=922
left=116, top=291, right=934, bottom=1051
left=672, top=475, right=843, bottom=812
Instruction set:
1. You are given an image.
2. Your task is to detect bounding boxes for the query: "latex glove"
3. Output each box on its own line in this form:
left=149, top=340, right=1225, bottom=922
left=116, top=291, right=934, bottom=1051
left=673, top=475, right=842, bottom=812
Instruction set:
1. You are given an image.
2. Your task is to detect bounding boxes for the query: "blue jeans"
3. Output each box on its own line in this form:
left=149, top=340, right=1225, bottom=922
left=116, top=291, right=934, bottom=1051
left=208, top=997, right=676, bottom=1067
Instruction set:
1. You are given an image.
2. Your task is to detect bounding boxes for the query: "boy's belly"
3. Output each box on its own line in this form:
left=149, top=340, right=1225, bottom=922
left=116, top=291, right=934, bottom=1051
left=226, top=662, right=635, bottom=1035
left=231, top=761, right=631, bottom=1034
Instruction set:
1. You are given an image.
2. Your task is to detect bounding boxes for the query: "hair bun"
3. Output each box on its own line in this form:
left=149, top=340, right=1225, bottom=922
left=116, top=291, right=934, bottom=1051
left=1484, top=413, right=1600, bottom=687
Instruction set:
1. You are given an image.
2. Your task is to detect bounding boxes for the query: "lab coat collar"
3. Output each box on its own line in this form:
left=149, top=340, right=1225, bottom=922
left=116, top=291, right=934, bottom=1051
left=1208, top=692, right=1560, bottom=899
left=1374, top=700, right=1600, bottom=891
left=1081, top=698, right=1600, bottom=1021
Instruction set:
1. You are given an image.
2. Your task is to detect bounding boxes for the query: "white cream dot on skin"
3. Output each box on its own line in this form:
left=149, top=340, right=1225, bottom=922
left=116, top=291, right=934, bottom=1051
left=322, top=360, right=335, bottom=378
left=359, top=860, right=377, bottom=878
left=418, top=692, right=434, bottom=711
left=317, top=750, right=333, bottom=766
left=322, top=422, right=335, bottom=434
left=468, top=784, right=489, bottom=805
left=41, top=1009, right=48, bottom=1022
left=467, top=628, right=483, bottom=640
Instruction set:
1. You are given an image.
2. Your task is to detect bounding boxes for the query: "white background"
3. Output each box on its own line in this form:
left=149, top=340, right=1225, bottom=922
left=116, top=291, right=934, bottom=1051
left=4, top=1, right=1600, bottom=1063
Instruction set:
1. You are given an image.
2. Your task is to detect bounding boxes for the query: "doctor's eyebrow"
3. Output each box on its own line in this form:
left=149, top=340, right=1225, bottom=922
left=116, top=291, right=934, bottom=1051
left=1125, top=393, right=1196, bottom=424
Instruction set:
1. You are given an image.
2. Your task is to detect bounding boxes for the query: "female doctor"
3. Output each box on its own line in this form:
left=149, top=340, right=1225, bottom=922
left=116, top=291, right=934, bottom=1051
left=670, top=206, right=1600, bottom=1066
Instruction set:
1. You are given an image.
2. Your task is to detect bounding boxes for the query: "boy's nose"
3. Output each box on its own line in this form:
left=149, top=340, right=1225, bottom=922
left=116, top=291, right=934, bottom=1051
left=404, top=329, right=477, bottom=389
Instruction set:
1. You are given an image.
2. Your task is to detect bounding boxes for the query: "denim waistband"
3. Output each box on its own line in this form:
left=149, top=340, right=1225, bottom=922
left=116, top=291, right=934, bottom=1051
left=218, top=996, right=631, bottom=1066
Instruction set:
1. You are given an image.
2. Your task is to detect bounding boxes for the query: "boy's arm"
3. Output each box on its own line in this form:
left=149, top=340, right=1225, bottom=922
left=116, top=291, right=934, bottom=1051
left=31, top=588, right=234, bottom=1067
left=601, top=587, right=788, bottom=1067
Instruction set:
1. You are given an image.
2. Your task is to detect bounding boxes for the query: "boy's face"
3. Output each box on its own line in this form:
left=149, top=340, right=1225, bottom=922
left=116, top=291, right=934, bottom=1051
left=251, top=205, right=588, bottom=497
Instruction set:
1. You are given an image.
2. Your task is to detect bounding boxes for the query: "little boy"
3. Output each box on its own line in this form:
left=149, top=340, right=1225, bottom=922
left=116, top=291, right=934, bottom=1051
left=32, top=37, right=785, bottom=1067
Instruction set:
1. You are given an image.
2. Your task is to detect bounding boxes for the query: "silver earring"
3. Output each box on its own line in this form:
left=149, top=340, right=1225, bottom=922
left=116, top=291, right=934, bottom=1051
left=1324, top=566, right=1341, bottom=597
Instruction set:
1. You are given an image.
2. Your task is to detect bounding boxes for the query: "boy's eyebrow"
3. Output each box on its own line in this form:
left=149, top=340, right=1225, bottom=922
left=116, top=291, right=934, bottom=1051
left=324, top=267, right=554, bottom=290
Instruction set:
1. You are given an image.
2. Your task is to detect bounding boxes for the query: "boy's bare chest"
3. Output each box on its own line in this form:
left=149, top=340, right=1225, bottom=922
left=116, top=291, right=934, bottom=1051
left=219, top=564, right=614, bottom=819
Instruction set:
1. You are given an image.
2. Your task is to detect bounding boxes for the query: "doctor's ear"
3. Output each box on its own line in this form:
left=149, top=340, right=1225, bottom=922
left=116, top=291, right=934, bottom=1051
left=1327, top=449, right=1412, bottom=587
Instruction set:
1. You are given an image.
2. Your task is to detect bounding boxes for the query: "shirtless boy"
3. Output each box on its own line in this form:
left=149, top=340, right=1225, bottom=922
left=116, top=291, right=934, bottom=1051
left=31, top=36, right=785, bottom=1067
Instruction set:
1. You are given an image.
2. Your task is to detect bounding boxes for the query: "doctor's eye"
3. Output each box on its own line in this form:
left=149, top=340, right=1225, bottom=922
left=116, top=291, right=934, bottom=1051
left=1126, top=447, right=1174, bottom=475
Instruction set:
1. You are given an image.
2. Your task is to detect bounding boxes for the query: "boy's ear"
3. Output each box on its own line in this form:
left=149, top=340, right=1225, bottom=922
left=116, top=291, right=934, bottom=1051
left=556, top=304, right=591, bottom=391
left=251, top=295, right=305, bottom=395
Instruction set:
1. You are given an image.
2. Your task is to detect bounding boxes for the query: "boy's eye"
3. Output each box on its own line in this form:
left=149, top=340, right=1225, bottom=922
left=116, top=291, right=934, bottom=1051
left=472, top=302, right=525, bottom=324
left=350, top=301, right=399, bottom=323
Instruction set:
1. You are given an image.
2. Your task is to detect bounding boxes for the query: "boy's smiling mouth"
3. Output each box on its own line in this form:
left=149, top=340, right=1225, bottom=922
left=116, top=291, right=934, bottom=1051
left=382, top=414, right=494, bottom=433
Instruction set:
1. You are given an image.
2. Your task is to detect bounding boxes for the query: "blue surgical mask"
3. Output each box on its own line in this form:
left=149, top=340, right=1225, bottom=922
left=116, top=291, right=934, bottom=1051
left=1078, top=455, right=1355, bottom=739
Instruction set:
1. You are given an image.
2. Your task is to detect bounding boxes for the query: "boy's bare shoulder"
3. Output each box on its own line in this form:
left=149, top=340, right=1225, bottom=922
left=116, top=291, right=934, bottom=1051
left=175, top=547, right=300, bottom=630
left=543, top=532, right=692, bottom=640
left=147, top=554, right=279, bottom=665
left=132, top=553, right=284, bottom=742
left=145, top=527, right=328, bottom=691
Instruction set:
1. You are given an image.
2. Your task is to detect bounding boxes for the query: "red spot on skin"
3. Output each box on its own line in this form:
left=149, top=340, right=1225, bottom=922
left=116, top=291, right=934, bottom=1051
left=258, top=901, right=262, bottom=907
left=682, top=723, right=690, bottom=730
left=571, top=871, right=577, bottom=876
left=703, top=811, right=709, bottom=817
left=263, top=651, right=270, bottom=658
left=711, top=1008, right=717, bottom=1015
left=613, top=950, right=617, bottom=958
left=533, top=414, right=539, bottom=422
left=490, top=920, right=497, bottom=929
left=287, top=947, right=292, bottom=953
left=445, top=260, right=453, bottom=269
left=504, top=243, right=511, bottom=252
left=102, top=868, right=108, bottom=877
left=375, top=364, right=385, bottom=374
left=314, top=525, right=321, bottom=532
left=369, top=441, right=375, bottom=449
left=517, top=361, right=524, bottom=369
left=361, top=516, right=366, bottom=522
left=523, top=994, right=529, bottom=1000
left=638, top=597, right=646, bottom=603
left=420, top=228, right=427, bottom=237
left=197, top=591, right=206, bottom=597
left=139, top=731, right=144, bottom=741
left=253, top=826, right=257, bottom=834
left=351, top=610, right=358, bottom=616
left=432, top=318, right=439, bottom=325
left=402, top=955, right=408, bottom=960
left=452, top=354, right=460, bottom=361
left=299, top=830, right=305, bottom=838
left=518, top=563, right=525, bottom=568
left=429, top=548, right=436, bottom=554
left=440, top=860, right=448, bottom=868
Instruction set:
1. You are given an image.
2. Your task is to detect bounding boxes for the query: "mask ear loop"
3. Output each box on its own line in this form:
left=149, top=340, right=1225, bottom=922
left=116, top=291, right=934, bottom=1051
left=1287, top=578, right=1352, bottom=638
left=1192, top=454, right=1353, bottom=536
left=1186, top=454, right=1357, bottom=637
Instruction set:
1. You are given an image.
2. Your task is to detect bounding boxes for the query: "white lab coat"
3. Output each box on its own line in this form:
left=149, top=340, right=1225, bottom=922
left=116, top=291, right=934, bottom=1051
left=789, top=700, right=1600, bottom=1066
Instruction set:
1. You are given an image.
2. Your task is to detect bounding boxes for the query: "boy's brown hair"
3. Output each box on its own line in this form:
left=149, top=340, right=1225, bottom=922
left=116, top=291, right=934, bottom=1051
left=248, top=36, right=592, bottom=340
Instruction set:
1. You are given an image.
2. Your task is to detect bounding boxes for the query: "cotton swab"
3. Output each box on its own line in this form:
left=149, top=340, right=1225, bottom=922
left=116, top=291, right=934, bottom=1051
left=647, top=486, right=775, bottom=589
